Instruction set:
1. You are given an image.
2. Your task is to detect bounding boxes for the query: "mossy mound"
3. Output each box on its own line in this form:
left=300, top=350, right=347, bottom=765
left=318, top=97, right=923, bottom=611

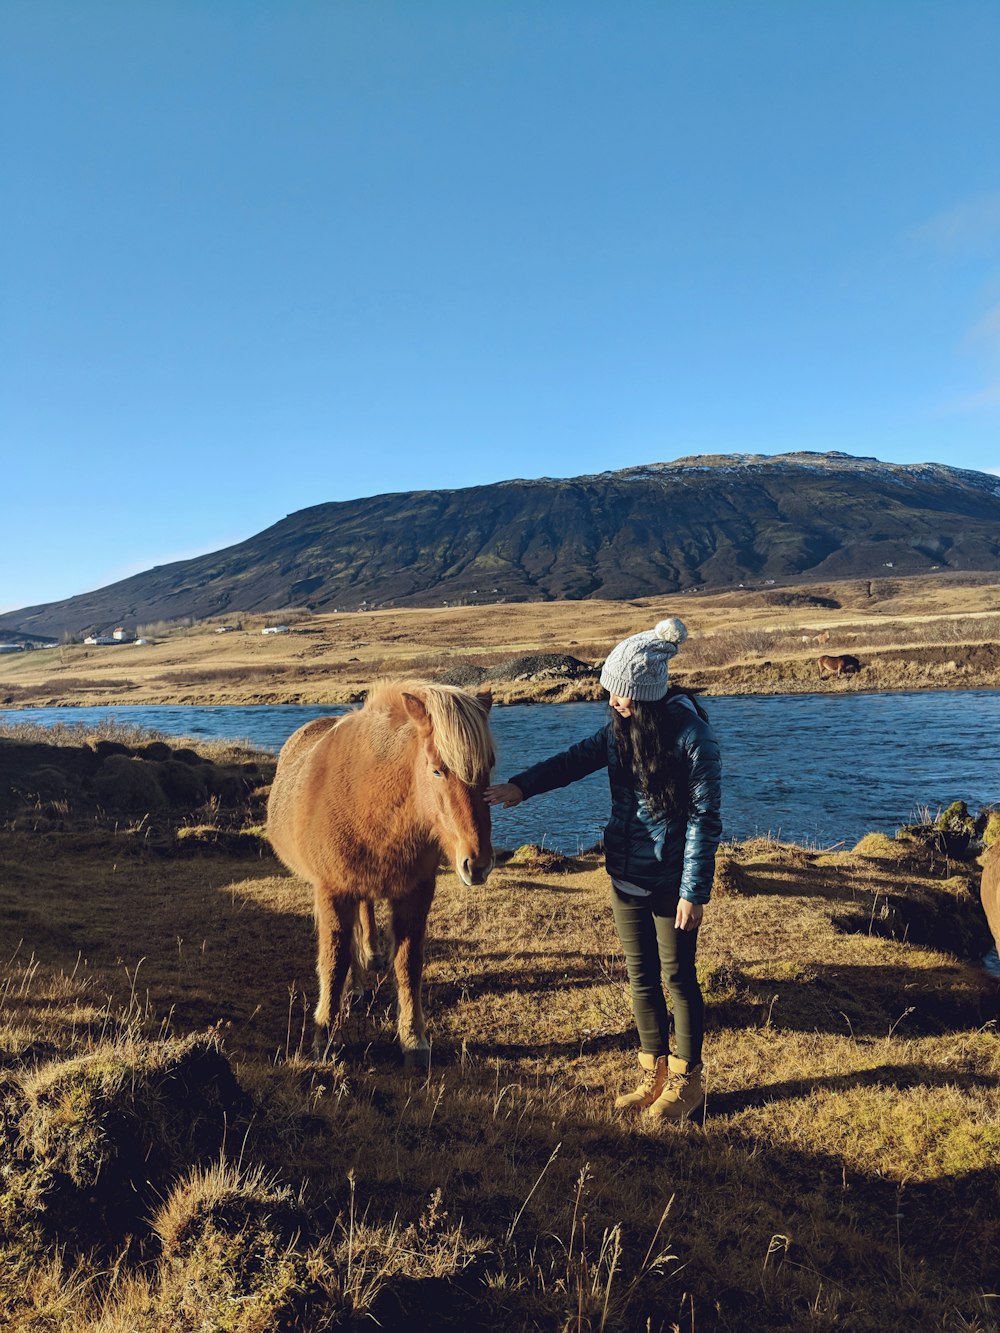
left=935, top=800, right=975, bottom=835
left=156, top=759, right=210, bottom=805
left=0, top=733, right=274, bottom=827
left=980, top=810, right=1000, bottom=849
left=712, top=852, right=753, bottom=896
left=832, top=873, right=992, bottom=962
left=174, top=825, right=269, bottom=856
left=930, top=800, right=977, bottom=856
left=138, top=741, right=174, bottom=762
left=0, top=1034, right=247, bottom=1249
left=505, top=843, right=573, bottom=873
left=896, top=822, right=976, bottom=861
left=94, top=755, right=170, bottom=813
left=852, top=832, right=914, bottom=861
left=154, top=1162, right=323, bottom=1333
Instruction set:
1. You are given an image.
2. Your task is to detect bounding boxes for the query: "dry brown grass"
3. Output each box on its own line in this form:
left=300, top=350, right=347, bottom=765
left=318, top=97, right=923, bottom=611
left=1, top=731, right=999, bottom=1328
left=4, top=572, right=1000, bottom=708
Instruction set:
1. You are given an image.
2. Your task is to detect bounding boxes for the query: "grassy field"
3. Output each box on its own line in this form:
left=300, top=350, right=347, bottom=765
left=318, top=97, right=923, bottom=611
left=4, top=571, right=1000, bottom=708
left=0, top=726, right=998, bottom=1329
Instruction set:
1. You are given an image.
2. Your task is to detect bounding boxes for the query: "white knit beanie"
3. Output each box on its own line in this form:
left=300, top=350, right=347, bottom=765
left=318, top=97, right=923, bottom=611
left=599, top=618, right=688, bottom=702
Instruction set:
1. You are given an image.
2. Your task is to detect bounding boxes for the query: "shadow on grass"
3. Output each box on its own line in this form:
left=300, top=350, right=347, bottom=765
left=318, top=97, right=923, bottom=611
left=708, top=1061, right=999, bottom=1117
left=707, top=963, right=996, bottom=1039
left=287, top=1058, right=1000, bottom=1331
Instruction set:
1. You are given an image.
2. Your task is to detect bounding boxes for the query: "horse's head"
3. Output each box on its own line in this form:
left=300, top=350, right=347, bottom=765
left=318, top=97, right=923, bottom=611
left=402, top=687, right=495, bottom=886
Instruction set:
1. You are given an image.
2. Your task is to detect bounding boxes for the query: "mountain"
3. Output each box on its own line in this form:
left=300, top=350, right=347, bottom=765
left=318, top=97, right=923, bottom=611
left=5, top=451, right=1000, bottom=639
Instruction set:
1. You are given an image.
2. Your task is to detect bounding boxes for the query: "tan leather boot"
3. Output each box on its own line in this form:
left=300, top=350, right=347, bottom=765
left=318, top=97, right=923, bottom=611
left=614, top=1052, right=668, bottom=1111
left=646, top=1054, right=704, bottom=1121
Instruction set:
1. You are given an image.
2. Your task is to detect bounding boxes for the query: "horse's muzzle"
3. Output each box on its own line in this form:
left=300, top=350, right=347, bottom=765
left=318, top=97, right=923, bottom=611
left=459, top=855, right=493, bottom=887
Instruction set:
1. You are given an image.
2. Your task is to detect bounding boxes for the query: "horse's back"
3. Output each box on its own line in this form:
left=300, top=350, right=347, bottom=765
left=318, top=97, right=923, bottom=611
left=267, top=715, right=348, bottom=879
left=278, top=715, right=343, bottom=766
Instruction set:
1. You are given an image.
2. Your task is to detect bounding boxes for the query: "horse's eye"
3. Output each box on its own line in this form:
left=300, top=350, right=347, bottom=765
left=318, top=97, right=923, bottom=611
left=432, top=767, right=446, bottom=779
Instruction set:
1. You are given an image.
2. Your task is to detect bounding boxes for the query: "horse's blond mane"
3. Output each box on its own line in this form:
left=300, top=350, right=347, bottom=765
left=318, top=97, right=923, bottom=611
left=365, top=679, right=495, bottom=785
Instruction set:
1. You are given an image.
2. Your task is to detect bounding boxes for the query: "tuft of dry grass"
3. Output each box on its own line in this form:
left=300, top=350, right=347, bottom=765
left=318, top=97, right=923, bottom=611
left=153, top=1160, right=319, bottom=1331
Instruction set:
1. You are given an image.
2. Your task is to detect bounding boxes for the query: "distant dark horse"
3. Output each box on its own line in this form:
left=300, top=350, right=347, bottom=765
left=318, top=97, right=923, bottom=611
left=817, top=654, right=861, bottom=678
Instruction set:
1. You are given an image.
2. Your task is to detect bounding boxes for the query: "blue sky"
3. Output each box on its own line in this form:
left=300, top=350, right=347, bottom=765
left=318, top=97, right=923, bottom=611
left=3, top=1, right=1000, bottom=612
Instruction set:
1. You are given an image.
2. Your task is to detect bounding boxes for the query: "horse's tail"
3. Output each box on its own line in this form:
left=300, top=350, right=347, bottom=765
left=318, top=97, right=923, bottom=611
left=352, top=899, right=390, bottom=974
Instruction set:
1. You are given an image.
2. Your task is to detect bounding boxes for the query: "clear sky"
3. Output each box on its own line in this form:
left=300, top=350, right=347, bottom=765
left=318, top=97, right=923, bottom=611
left=3, top=1, right=1000, bottom=612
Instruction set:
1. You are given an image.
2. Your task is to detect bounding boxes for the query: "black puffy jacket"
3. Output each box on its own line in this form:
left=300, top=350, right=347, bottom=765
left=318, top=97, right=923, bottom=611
left=508, top=700, right=722, bottom=904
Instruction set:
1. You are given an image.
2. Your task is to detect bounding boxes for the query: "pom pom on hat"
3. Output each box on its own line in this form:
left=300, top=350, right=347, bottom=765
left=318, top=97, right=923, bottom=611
left=654, top=617, right=687, bottom=645
left=599, top=616, right=689, bottom=702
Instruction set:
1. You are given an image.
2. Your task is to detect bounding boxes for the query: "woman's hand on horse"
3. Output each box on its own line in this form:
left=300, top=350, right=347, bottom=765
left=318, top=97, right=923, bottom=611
left=484, top=783, right=524, bottom=809
left=675, top=900, right=704, bottom=932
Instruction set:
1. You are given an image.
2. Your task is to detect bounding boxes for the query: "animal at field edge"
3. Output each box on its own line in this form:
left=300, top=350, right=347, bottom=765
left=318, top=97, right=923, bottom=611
left=981, top=842, right=1000, bottom=959
left=817, top=654, right=862, bottom=678
left=267, top=680, right=495, bottom=1069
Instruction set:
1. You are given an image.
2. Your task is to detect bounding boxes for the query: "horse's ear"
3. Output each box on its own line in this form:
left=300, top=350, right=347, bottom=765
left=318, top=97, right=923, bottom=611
left=402, top=692, right=431, bottom=730
left=475, top=688, right=493, bottom=714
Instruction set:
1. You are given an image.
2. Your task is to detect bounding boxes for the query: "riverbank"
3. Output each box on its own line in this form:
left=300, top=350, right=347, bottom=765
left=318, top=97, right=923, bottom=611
left=2, top=572, right=1000, bottom=708
left=1, top=728, right=997, bottom=1329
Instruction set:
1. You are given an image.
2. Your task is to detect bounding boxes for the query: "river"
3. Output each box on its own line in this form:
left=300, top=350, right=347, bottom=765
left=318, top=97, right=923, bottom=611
left=2, top=692, right=998, bottom=852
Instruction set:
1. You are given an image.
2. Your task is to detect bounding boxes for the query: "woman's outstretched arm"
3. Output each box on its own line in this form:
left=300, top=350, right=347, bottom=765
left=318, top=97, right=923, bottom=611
left=485, top=725, right=610, bottom=805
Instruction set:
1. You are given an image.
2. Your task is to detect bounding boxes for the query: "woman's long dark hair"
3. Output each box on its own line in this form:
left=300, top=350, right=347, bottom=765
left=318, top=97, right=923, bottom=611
left=611, top=686, right=709, bottom=816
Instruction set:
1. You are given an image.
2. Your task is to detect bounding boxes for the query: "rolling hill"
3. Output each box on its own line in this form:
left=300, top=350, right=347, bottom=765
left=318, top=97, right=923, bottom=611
left=5, top=451, right=1000, bottom=639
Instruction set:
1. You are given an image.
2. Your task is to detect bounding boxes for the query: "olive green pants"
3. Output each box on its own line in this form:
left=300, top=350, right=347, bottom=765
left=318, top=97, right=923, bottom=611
left=610, top=883, right=704, bottom=1065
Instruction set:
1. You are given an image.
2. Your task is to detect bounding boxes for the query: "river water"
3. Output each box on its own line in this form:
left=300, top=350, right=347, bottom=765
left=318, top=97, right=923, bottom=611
left=2, top=693, right=998, bottom=852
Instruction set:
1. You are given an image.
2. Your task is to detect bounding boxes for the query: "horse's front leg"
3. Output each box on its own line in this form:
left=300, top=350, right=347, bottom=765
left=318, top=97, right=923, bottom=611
left=313, top=889, right=357, bottom=1059
left=391, top=879, right=435, bottom=1071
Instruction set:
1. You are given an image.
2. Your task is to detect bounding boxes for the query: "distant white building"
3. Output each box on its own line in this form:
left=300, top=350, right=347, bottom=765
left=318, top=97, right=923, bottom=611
left=82, top=624, right=134, bottom=645
left=0, top=644, right=23, bottom=654
left=215, top=625, right=237, bottom=633
left=262, top=625, right=290, bottom=635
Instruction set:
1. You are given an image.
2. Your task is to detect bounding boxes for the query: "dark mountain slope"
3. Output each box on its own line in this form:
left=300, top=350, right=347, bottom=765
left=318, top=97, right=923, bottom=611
left=5, top=452, right=1000, bottom=639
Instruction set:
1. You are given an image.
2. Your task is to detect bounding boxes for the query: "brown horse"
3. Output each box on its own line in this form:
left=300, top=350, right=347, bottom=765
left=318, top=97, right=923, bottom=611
left=267, top=680, right=495, bottom=1067
left=817, top=653, right=861, bottom=678
left=981, top=842, right=1000, bottom=959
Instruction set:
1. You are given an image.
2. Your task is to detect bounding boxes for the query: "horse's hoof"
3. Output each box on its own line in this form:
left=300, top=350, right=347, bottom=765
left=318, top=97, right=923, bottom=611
left=312, top=1028, right=333, bottom=1061
left=402, top=1046, right=430, bottom=1072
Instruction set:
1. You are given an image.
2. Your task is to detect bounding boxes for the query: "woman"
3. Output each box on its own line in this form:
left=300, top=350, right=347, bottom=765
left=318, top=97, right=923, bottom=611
left=485, top=618, right=721, bottom=1121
